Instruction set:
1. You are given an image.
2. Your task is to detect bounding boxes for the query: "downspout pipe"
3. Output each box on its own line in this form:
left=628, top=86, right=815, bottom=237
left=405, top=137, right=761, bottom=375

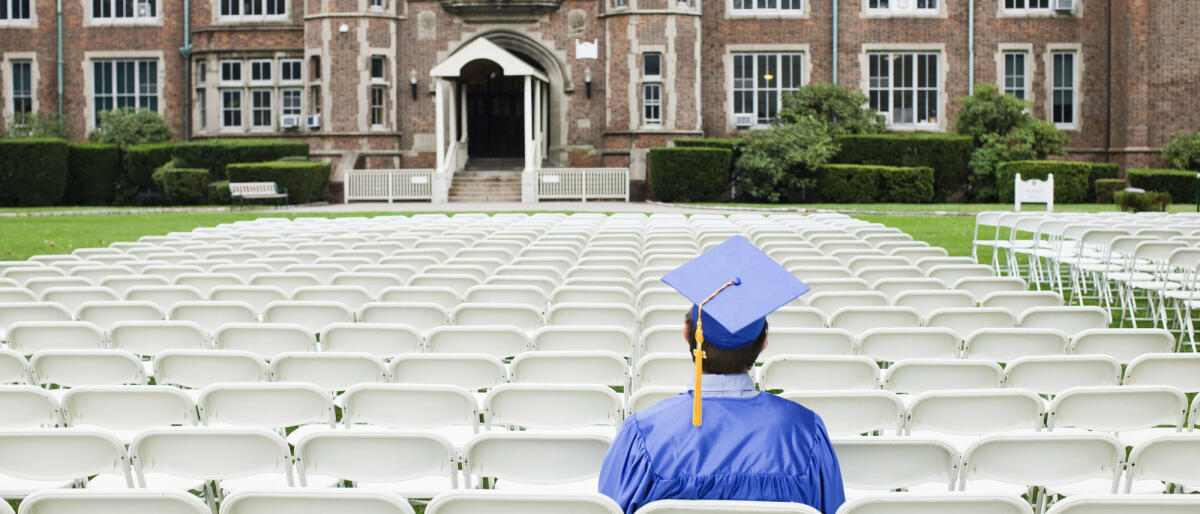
left=968, top=0, right=974, bottom=95
left=179, top=0, right=193, bottom=141
left=831, top=0, right=838, bottom=84
left=56, top=0, right=63, bottom=120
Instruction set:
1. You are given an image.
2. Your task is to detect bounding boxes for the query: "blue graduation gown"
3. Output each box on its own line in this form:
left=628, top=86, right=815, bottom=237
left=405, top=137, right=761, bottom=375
left=598, top=389, right=845, bottom=514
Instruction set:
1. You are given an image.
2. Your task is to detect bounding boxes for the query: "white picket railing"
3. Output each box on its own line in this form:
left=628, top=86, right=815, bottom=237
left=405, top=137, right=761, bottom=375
left=344, top=169, right=436, bottom=203
left=536, top=168, right=630, bottom=202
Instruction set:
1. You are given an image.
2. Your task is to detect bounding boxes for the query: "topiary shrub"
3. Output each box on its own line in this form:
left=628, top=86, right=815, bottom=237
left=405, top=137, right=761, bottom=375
left=648, top=147, right=732, bottom=202
left=207, top=181, right=232, bottom=204
left=65, top=143, right=121, bottom=205
left=1094, top=178, right=1127, bottom=204
left=174, top=139, right=310, bottom=182
left=121, top=142, right=177, bottom=205
left=995, top=161, right=1092, bottom=204
left=1115, top=190, right=1171, bottom=212
left=158, top=167, right=210, bottom=205
left=833, top=134, right=972, bottom=201
left=812, top=164, right=935, bottom=203
left=226, top=161, right=330, bottom=204
left=1087, top=163, right=1120, bottom=201
left=0, top=138, right=69, bottom=206
left=1127, top=168, right=1197, bottom=204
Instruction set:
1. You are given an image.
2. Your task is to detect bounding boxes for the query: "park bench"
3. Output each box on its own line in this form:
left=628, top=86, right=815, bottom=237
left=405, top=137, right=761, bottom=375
left=229, top=182, right=289, bottom=209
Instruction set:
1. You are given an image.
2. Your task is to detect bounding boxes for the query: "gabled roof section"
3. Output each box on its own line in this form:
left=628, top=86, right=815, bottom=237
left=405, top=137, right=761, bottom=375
left=431, top=38, right=549, bottom=82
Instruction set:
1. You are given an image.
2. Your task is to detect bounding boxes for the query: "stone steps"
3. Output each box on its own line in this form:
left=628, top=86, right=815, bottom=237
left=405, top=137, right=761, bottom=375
left=448, top=170, right=522, bottom=203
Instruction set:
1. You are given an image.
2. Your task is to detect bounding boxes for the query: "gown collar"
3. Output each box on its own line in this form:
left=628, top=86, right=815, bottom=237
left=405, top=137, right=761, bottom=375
left=695, top=373, right=758, bottom=398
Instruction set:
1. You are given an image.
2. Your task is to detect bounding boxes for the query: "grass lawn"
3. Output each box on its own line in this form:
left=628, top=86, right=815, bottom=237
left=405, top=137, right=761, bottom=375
left=686, top=202, right=1200, bottom=214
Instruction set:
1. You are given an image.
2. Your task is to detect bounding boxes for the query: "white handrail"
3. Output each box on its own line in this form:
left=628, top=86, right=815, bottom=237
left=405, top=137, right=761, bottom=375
left=344, top=169, right=436, bottom=203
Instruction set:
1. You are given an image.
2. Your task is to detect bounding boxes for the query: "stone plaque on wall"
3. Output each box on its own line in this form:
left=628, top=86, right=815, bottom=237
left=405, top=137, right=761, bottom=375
left=567, top=9, right=587, bottom=39
left=417, top=11, right=437, bottom=40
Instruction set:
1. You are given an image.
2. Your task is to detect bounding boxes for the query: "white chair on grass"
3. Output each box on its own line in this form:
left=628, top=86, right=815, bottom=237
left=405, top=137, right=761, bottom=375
left=389, top=354, right=508, bottom=393
left=358, top=303, right=451, bottom=333
left=1018, top=307, right=1111, bottom=339
left=634, top=500, right=820, bottom=513
left=98, top=276, right=170, bottom=296
left=0, top=350, right=32, bottom=385
left=153, top=350, right=269, bottom=393
left=484, top=384, right=622, bottom=435
left=781, top=390, right=905, bottom=436
left=837, top=494, right=1034, bottom=514
left=292, top=286, right=374, bottom=311
left=927, top=265, right=998, bottom=288
left=1003, top=356, right=1122, bottom=396
left=906, top=389, right=1046, bottom=451
left=197, top=382, right=335, bottom=444
left=963, top=328, right=1069, bottom=363
left=829, top=307, right=922, bottom=337
left=24, top=278, right=93, bottom=297
left=5, top=322, right=106, bottom=355
left=531, top=326, right=635, bottom=354
left=957, top=434, right=1123, bottom=504
left=924, top=308, right=1018, bottom=340
left=453, top=304, right=543, bottom=331
left=295, top=430, right=459, bottom=496
left=1044, top=495, right=1200, bottom=514
left=330, top=272, right=407, bottom=299
left=547, top=304, right=638, bottom=328
left=168, top=302, right=258, bottom=333
left=109, top=320, right=210, bottom=360
left=0, top=303, right=72, bottom=341
left=980, top=291, right=1064, bottom=317
left=759, top=356, right=880, bottom=391
left=248, top=272, right=322, bottom=296
left=633, top=354, right=694, bottom=390
left=804, top=292, right=889, bottom=319
left=626, top=387, right=685, bottom=414
left=874, top=278, right=951, bottom=302
left=17, top=489, right=210, bottom=514
left=639, top=326, right=688, bottom=356
left=1047, top=386, right=1188, bottom=450
left=640, top=305, right=691, bottom=329
left=890, top=290, right=975, bottom=318
left=426, top=326, right=529, bottom=359
left=31, top=350, right=146, bottom=389
left=0, top=429, right=133, bottom=497
left=262, top=301, right=355, bottom=335
left=1122, top=434, right=1200, bottom=494
left=379, top=286, right=461, bottom=310
left=39, top=287, right=120, bottom=313
left=798, top=278, right=871, bottom=295
left=269, top=352, right=387, bottom=392
left=832, top=437, right=959, bottom=493
left=551, top=286, right=633, bottom=306
left=340, top=383, right=480, bottom=447
left=123, top=286, right=204, bottom=312
left=462, top=432, right=612, bottom=491
left=1070, top=328, right=1173, bottom=364
left=61, top=386, right=197, bottom=442
left=129, top=427, right=294, bottom=498
left=76, top=301, right=167, bottom=331
left=320, top=323, right=423, bottom=358
left=466, top=286, right=547, bottom=310
left=953, top=277, right=1030, bottom=303
left=220, top=486, right=417, bottom=514
left=425, top=490, right=622, bottom=514
left=173, top=273, right=244, bottom=297
left=883, top=360, right=1004, bottom=395
left=0, top=386, right=61, bottom=428
left=857, top=328, right=962, bottom=362
left=1123, top=354, right=1200, bottom=392
left=509, top=351, right=628, bottom=388
left=0, top=288, right=37, bottom=303
left=757, top=329, right=857, bottom=360
left=213, top=323, right=317, bottom=359
left=766, top=307, right=826, bottom=329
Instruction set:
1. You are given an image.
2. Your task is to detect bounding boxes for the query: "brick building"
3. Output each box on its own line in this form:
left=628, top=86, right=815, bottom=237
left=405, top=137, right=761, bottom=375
left=1, top=0, right=1197, bottom=198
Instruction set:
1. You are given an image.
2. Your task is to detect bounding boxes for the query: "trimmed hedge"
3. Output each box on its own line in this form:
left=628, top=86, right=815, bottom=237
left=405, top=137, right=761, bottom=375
left=65, top=143, right=121, bottom=205
left=174, top=139, right=310, bottom=181
left=1087, top=163, right=1120, bottom=201
left=159, top=167, right=209, bottom=205
left=647, top=147, right=732, bottom=202
left=674, top=138, right=744, bottom=164
left=208, top=181, right=232, bottom=204
left=833, top=134, right=972, bottom=201
left=1094, top=178, right=1126, bottom=204
left=0, top=138, right=69, bottom=206
left=226, top=161, right=330, bottom=204
left=996, top=160, right=1092, bottom=204
left=1115, top=190, right=1171, bottom=212
left=1127, top=168, right=1198, bottom=203
left=812, top=164, right=935, bottom=203
left=121, top=142, right=177, bottom=204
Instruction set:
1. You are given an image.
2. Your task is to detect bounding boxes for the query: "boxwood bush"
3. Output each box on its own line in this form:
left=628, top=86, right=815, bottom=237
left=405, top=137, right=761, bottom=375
left=207, top=181, right=232, bottom=204
left=1094, top=178, right=1127, bottom=204
left=811, top=164, right=935, bottom=203
left=1087, top=163, right=1120, bottom=202
left=226, top=161, right=330, bottom=204
left=995, top=160, right=1092, bottom=204
left=648, top=147, right=732, bottom=202
left=833, top=134, right=972, bottom=201
left=1115, top=190, right=1171, bottom=212
left=121, top=142, right=177, bottom=204
left=65, top=143, right=121, bottom=205
left=0, top=138, right=69, bottom=206
left=1127, top=168, right=1198, bottom=203
left=174, top=139, right=310, bottom=181
left=159, top=167, right=210, bottom=205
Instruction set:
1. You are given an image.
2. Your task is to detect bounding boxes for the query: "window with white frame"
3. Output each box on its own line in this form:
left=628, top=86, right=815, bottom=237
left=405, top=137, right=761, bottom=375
left=197, top=89, right=206, bottom=129
left=643, top=53, right=661, bottom=78
left=280, top=60, right=301, bottom=82
left=868, top=0, right=936, bottom=13
left=197, top=60, right=207, bottom=82
left=643, top=53, right=662, bottom=126
left=219, top=0, right=286, bottom=19
left=92, top=60, right=158, bottom=125
left=1002, top=51, right=1028, bottom=100
left=1, top=0, right=31, bottom=22
left=281, top=88, right=301, bottom=117
left=612, top=0, right=626, bottom=8
left=92, top=0, right=156, bottom=20
left=370, top=0, right=385, bottom=8
left=221, top=60, right=242, bottom=83
left=222, top=90, right=242, bottom=128
left=250, top=59, right=272, bottom=83
left=251, top=89, right=272, bottom=128
left=732, top=52, right=803, bottom=127
left=11, top=61, right=32, bottom=116
left=733, top=0, right=801, bottom=13
left=370, top=56, right=386, bottom=82
left=868, top=52, right=938, bottom=127
left=370, top=86, right=386, bottom=128
left=1051, top=51, right=1076, bottom=126
left=1004, top=0, right=1051, bottom=11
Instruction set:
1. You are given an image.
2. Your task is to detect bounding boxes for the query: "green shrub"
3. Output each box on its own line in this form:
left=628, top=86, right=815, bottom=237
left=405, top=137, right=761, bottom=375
left=833, top=134, right=972, bottom=201
left=276, top=155, right=311, bottom=163
left=1163, top=131, right=1200, bottom=171
left=1115, top=190, right=1171, bottom=212
left=65, top=143, right=121, bottom=205
left=121, top=142, right=177, bottom=204
left=777, top=83, right=886, bottom=136
left=174, top=139, right=310, bottom=182
left=0, top=138, right=69, bottom=206
left=1094, top=178, right=1127, bottom=204
left=674, top=138, right=743, bottom=165
left=91, top=108, right=173, bottom=148
left=1128, top=168, right=1198, bottom=203
left=207, top=181, right=232, bottom=204
left=734, top=117, right=838, bottom=203
left=1087, top=163, right=1120, bottom=201
left=6, top=113, right=69, bottom=139
left=648, top=147, right=731, bottom=202
left=158, top=167, right=209, bottom=205
left=995, top=160, right=1092, bottom=204
left=226, top=161, right=330, bottom=204
left=812, top=164, right=935, bottom=203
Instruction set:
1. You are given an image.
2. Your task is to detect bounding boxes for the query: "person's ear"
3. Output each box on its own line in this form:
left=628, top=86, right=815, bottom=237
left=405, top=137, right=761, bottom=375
left=762, top=335, right=768, bottom=350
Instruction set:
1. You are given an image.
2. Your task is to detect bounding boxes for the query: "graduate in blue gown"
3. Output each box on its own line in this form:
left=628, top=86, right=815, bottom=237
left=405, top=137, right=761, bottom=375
left=598, top=236, right=845, bottom=514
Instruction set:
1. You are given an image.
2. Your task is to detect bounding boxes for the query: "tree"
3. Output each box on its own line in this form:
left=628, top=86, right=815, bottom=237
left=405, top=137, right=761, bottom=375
left=90, top=108, right=172, bottom=148
left=1163, top=129, right=1200, bottom=171
left=5, top=112, right=68, bottom=139
left=955, top=84, right=1067, bottom=201
left=734, top=116, right=839, bottom=203
left=776, top=83, right=886, bottom=136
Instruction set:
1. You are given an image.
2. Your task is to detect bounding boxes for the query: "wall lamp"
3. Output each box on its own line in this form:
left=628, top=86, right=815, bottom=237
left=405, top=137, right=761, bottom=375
left=409, top=69, right=418, bottom=100
left=584, top=67, right=592, bottom=99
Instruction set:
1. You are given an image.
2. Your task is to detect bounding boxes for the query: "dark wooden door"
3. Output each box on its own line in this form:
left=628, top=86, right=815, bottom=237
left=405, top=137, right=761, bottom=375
left=468, top=74, right=524, bottom=158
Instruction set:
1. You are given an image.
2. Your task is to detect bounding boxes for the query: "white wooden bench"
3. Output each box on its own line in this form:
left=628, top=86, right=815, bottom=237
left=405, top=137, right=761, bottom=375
left=229, top=182, right=289, bottom=208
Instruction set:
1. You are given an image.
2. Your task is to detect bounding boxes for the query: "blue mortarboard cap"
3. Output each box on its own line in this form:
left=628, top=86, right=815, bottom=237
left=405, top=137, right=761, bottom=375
left=661, top=236, right=810, bottom=349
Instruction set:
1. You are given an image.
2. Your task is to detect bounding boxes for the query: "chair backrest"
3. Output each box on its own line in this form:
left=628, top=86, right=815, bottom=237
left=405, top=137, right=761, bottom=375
left=270, top=352, right=386, bottom=391
left=291, top=285, right=374, bottom=311
left=453, top=303, right=543, bottom=331
left=130, top=427, right=293, bottom=486
left=958, top=434, right=1123, bottom=492
left=0, top=302, right=72, bottom=339
left=765, top=307, right=826, bottom=329
left=883, top=359, right=1004, bottom=394
left=173, top=273, right=244, bottom=297
left=341, top=383, right=479, bottom=430
left=1044, top=495, right=1200, bottom=514
left=485, top=383, right=623, bottom=430
left=927, top=265, right=997, bottom=286
left=547, top=304, right=638, bottom=327
left=980, top=291, right=1064, bottom=317
left=781, top=390, right=904, bottom=436
left=294, top=430, right=458, bottom=489
left=379, top=286, right=461, bottom=310
left=466, top=285, right=547, bottom=309
left=757, top=328, right=856, bottom=361
left=31, top=349, right=146, bottom=387
left=1018, top=307, right=1111, bottom=339
left=212, top=322, right=318, bottom=359
left=509, top=351, right=628, bottom=387
left=906, top=389, right=1045, bottom=436
left=154, top=350, right=269, bottom=389
left=530, top=327, right=635, bottom=355
left=1124, top=353, right=1200, bottom=393
left=18, top=489, right=210, bottom=514
left=0, top=428, right=131, bottom=486
left=633, top=500, right=821, bottom=513
left=964, top=328, right=1069, bottom=362
left=640, top=305, right=691, bottom=329
left=462, top=432, right=612, bottom=487
left=837, top=495, right=1034, bottom=514
left=1014, top=172, right=1054, bottom=211
left=425, top=490, right=623, bottom=514
left=1123, top=434, right=1200, bottom=494
left=330, top=272, right=406, bottom=299
left=426, top=326, right=529, bottom=359
left=1004, top=355, right=1122, bottom=395
left=799, top=278, right=871, bottom=295
left=358, top=302, right=451, bottom=332
left=0, top=385, right=61, bottom=427
left=759, top=356, right=880, bottom=391
left=829, top=307, right=922, bottom=337
left=0, top=349, right=32, bottom=384
left=924, top=308, right=1018, bottom=340
left=168, top=301, right=258, bottom=333
left=1047, top=385, right=1187, bottom=433
left=123, top=285, right=205, bottom=311
left=40, top=286, right=121, bottom=313
left=1071, top=328, right=1174, bottom=364
left=248, top=272, right=322, bottom=295
left=389, top=354, right=507, bottom=391
left=263, top=301, right=356, bottom=334
left=198, top=382, right=334, bottom=429
left=320, top=323, right=422, bottom=358
left=805, top=292, right=889, bottom=318
left=76, top=301, right=167, bottom=330
left=832, top=437, right=958, bottom=491
left=6, top=321, right=106, bottom=355
left=62, top=385, right=197, bottom=431
left=109, top=320, right=210, bottom=356
left=890, top=290, right=973, bottom=317
left=858, top=327, right=962, bottom=362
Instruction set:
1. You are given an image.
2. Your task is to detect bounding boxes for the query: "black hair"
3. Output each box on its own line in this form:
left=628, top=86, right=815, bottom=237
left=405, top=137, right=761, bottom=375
left=684, top=310, right=767, bottom=375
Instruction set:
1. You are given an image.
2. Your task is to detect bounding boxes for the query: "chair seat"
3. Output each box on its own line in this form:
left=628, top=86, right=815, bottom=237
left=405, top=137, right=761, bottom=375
left=220, top=473, right=296, bottom=495
left=1128, top=281, right=1181, bottom=291
left=1046, top=477, right=1163, bottom=497
left=339, top=475, right=457, bottom=499
left=284, top=424, right=343, bottom=447
left=0, top=477, right=74, bottom=499
left=490, top=477, right=600, bottom=493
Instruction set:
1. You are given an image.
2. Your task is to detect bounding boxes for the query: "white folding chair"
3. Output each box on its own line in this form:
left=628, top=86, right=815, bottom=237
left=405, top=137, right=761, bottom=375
left=837, top=494, right=1034, bottom=514
left=633, top=353, right=693, bottom=390
left=5, top=322, right=105, bottom=355
left=123, top=286, right=205, bottom=312
left=980, top=291, right=1064, bottom=317
left=626, top=387, right=685, bottom=414
left=799, top=278, right=871, bottom=295
left=883, top=360, right=1004, bottom=395
left=963, top=328, right=1069, bottom=363
left=1018, top=307, right=1111, bottom=339
left=409, top=274, right=481, bottom=296
left=1044, top=495, right=1200, bottom=514
left=484, top=383, right=622, bottom=433
left=1123, top=354, right=1200, bottom=392
left=462, top=432, right=612, bottom=490
left=61, top=386, right=197, bottom=442
left=531, top=326, right=635, bottom=354
left=640, top=305, right=691, bottom=329
left=212, top=323, right=317, bottom=359
left=129, top=427, right=294, bottom=498
left=547, top=304, right=638, bottom=328
left=829, top=307, right=922, bottom=337
left=98, top=276, right=170, bottom=296
left=248, top=272, right=322, bottom=295
left=906, top=389, right=1045, bottom=450
left=1047, top=385, right=1188, bottom=449
left=509, top=351, right=628, bottom=388
left=291, top=286, right=373, bottom=311
left=1070, top=328, right=1173, bottom=364
left=262, top=301, right=355, bottom=335
left=833, top=437, right=959, bottom=492
left=634, top=500, right=821, bottom=513
left=173, top=273, right=244, bottom=297
left=958, top=434, right=1123, bottom=503
left=874, top=278, right=951, bottom=302
left=340, top=383, right=480, bottom=446
left=295, top=430, right=459, bottom=496
left=154, top=350, right=270, bottom=393
left=782, top=390, right=905, bottom=436
left=198, top=382, right=335, bottom=441
left=168, top=301, right=258, bottom=333
left=389, top=354, right=508, bottom=392
left=805, top=292, right=890, bottom=319
left=425, top=490, right=622, bottom=514
left=0, top=302, right=72, bottom=341
left=0, top=386, right=61, bottom=428
left=359, top=303, right=451, bottom=333
left=759, top=356, right=880, bottom=391
left=858, top=327, right=962, bottom=362
left=109, top=320, right=210, bottom=357
left=453, top=303, right=543, bottom=331
left=220, top=487, right=417, bottom=514
left=270, top=352, right=387, bottom=392
left=0, top=288, right=37, bottom=303
left=31, top=350, right=146, bottom=388
left=379, top=286, right=462, bottom=310
left=928, top=265, right=1000, bottom=287
left=954, top=277, right=1030, bottom=303
left=924, top=308, right=1018, bottom=340
left=0, top=349, right=32, bottom=385
left=1122, top=434, right=1200, bottom=494
left=466, top=285, right=547, bottom=310
left=320, top=323, right=423, bottom=358
left=1004, top=356, right=1122, bottom=396
left=757, top=328, right=856, bottom=361
left=766, top=307, right=826, bottom=329
left=426, top=326, right=529, bottom=359
left=17, top=489, right=210, bottom=514
left=330, top=272, right=407, bottom=299
left=0, top=428, right=133, bottom=497
left=40, top=287, right=120, bottom=313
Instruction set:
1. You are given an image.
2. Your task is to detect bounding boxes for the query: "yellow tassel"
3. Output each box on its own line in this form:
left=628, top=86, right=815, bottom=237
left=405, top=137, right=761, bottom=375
left=692, top=280, right=735, bottom=428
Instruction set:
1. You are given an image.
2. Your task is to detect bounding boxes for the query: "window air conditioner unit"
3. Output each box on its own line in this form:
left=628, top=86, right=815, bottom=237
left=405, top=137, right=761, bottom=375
left=136, top=0, right=151, bottom=17
left=734, top=114, right=754, bottom=128
left=1054, top=0, right=1073, bottom=12
left=280, top=115, right=301, bottom=129
left=306, top=114, right=321, bottom=129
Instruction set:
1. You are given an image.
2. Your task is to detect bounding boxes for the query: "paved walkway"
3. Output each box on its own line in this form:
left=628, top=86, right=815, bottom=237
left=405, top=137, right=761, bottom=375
left=288, top=200, right=801, bottom=215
